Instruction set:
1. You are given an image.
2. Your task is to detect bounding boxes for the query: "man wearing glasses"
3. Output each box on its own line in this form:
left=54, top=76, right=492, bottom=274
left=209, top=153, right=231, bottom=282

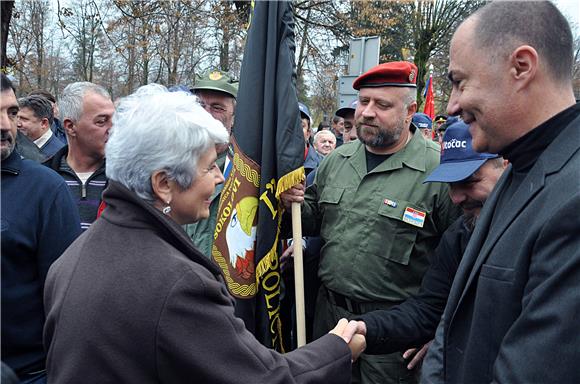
left=186, top=70, right=238, bottom=257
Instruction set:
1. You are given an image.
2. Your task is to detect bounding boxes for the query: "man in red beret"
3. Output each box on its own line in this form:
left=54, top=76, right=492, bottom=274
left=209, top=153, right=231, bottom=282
left=281, top=61, right=460, bottom=384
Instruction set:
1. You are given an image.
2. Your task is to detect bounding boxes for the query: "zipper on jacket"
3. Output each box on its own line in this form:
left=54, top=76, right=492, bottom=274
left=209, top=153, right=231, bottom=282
left=81, top=182, right=87, bottom=198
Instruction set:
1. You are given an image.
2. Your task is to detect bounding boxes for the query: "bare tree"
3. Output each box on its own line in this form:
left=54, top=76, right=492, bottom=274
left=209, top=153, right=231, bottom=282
left=1, top=1, right=15, bottom=71
left=8, top=0, right=55, bottom=92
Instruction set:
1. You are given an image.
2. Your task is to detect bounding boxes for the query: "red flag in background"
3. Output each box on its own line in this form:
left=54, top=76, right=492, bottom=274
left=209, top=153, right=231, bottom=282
left=423, top=74, right=435, bottom=120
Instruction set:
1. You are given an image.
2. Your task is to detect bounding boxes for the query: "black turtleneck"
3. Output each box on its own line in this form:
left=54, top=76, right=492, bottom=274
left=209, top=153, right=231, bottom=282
left=500, top=102, right=580, bottom=171
left=491, top=102, right=580, bottom=227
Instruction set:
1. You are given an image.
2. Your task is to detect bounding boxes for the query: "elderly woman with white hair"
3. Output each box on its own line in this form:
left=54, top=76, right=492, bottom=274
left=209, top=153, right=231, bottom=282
left=43, top=85, right=364, bottom=383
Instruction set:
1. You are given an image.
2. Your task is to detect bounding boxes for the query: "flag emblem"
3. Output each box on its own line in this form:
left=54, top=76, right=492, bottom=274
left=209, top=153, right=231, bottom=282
left=403, top=207, right=426, bottom=228
left=384, top=198, right=397, bottom=208
left=209, top=71, right=223, bottom=81
left=213, top=142, right=260, bottom=298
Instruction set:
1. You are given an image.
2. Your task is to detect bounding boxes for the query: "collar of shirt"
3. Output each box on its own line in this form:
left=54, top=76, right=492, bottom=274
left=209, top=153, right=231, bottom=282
left=34, top=128, right=54, bottom=149
left=340, top=126, right=431, bottom=174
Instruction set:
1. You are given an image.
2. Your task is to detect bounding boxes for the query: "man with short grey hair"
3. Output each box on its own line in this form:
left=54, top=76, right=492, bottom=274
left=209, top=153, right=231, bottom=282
left=44, top=82, right=115, bottom=231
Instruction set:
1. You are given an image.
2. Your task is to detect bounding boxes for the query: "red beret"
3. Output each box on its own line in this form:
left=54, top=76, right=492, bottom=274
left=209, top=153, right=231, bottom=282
left=353, top=61, right=418, bottom=90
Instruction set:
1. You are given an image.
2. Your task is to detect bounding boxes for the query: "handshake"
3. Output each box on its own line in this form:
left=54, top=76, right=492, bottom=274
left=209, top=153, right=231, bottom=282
left=329, top=318, right=367, bottom=362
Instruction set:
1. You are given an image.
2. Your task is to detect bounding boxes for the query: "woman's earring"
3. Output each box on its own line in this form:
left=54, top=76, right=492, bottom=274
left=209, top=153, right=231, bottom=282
left=162, top=201, right=171, bottom=215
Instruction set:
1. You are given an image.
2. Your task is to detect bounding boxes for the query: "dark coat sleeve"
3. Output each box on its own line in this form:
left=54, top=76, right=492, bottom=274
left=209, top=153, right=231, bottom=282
left=358, top=217, right=469, bottom=354
left=156, top=267, right=352, bottom=384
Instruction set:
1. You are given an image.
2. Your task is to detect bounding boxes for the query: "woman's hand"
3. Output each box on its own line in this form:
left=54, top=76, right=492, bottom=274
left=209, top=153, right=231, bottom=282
left=329, top=318, right=367, bottom=362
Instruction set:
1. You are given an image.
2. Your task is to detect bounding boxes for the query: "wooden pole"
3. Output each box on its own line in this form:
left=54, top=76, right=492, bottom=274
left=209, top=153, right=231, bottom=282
left=291, top=202, right=307, bottom=347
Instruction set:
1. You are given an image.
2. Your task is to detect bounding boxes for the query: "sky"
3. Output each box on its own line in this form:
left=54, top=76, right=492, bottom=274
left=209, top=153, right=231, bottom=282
left=554, top=0, right=580, bottom=32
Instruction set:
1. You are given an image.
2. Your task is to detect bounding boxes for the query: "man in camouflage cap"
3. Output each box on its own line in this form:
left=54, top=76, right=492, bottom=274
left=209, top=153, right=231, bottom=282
left=191, top=69, right=238, bottom=139
left=186, top=70, right=238, bottom=257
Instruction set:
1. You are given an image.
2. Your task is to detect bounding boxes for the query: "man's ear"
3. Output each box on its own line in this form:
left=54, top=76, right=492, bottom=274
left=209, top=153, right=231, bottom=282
left=41, top=118, right=50, bottom=131
left=406, top=101, right=418, bottom=123
left=151, top=170, right=173, bottom=205
left=509, top=45, right=538, bottom=90
left=63, top=118, right=75, bottom=137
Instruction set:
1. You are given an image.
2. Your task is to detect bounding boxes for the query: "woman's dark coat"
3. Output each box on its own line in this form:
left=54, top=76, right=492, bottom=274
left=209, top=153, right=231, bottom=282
left=44, top=181, right=351, bottom=384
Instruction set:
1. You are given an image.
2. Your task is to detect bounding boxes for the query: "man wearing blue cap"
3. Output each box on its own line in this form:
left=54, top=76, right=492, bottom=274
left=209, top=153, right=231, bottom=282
left=299, top=102, right=322, bottom=176
left=335, top=100, right=358, bottom=144
left=353, top=120, right=506, bottom=371
left=412, top=113, right=433, bottom=141
left=330, top=115, right=344, bottom=147
left=281, top=61, right=461, bottom=384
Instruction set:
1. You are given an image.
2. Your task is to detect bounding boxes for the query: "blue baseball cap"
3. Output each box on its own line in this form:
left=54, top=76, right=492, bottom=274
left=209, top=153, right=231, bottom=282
left=412, top=113, right=432, bottom=129
left=424, top=120, right=498, bottom=183
left=298, top=102, right=312, bottom=121
left=335, top=99, right=358, bottom=118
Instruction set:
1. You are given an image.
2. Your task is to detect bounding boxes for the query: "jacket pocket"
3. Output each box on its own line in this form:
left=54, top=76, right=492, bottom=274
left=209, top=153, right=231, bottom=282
left=366, top=199, right=421, bottom=265
left=480, top=264, right=515, bottom=283
left=319, top=186, right=344, bottom=205
left=318, top=187, right=345, bottom=240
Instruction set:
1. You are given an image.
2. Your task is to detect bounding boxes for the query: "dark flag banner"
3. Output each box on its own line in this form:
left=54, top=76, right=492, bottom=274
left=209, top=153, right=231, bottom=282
left=212, top=1, right=305, bottom=352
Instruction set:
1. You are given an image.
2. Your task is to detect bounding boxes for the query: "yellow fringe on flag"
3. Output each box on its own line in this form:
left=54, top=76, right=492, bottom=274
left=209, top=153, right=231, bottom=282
left=275, top=166, right=305, bottom=199
left=255, top=206, right=284, bottom=282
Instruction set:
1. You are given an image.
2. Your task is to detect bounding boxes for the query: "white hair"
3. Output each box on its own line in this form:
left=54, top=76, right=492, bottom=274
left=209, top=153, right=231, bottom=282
left=105, top=84, right=229, bottom=201
left=59, top=82, right=111, bottom=123
left=314, top=129, right=336, bottom=143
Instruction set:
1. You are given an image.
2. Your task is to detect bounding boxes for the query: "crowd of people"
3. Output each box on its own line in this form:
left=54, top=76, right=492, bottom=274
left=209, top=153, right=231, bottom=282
left=1, top=1, right=578, bottom=383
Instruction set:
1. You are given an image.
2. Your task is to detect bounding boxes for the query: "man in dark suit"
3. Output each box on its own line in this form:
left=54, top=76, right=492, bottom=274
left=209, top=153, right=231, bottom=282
left=17, top=95, right=65, bottom=157
left=423, top=2, right=580, bottom=383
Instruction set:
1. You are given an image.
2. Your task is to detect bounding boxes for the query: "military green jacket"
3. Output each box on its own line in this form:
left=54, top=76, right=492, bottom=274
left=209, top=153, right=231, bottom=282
left=302, top=130, right=460, bottom=305
left=184, top=153, right=226, bottom=258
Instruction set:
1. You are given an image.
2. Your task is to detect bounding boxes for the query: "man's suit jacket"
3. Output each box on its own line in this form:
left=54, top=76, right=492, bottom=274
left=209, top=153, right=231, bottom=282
left=427, top=113, right=580, bottom=383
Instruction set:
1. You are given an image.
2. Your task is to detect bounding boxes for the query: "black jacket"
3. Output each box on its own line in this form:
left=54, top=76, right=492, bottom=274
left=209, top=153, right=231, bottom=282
left=43, top=146, right=107, bottom=231
left=428, top=107, right=580, bottom=383
left=358, top=216, right=471, bottom=354
left=1, top=151, right=80, bottom=377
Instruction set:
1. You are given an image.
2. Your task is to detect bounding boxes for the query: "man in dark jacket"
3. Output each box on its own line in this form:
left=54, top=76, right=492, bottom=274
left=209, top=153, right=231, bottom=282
left=43, top=81, right=114, bottom=231
left=1, top=74, right=81, bottom=383
left=17, top=95, right=65, bottom=157
left=335, top=100, right=358, bottom=144
left=356, top=121, right=506, bottom=366
left=299, top=102, right=322, bottom=176
left=28, top=89, right=67, bottom=144
left=424, top=2, right=580, bottom=382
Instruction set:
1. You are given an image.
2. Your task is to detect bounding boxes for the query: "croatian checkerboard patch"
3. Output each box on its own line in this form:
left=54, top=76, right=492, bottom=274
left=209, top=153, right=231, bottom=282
left=403, top=207, right=426, bottom=228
